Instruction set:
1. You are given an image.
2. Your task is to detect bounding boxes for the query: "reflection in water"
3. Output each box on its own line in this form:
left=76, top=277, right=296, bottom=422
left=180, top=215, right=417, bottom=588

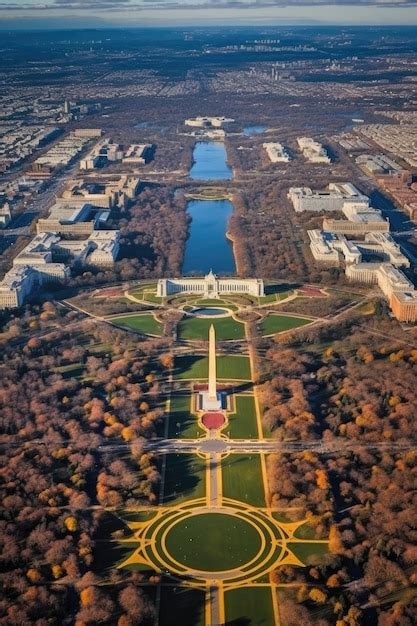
left=189, top=142, right=232, bottom=181
left=182, top=200, right=235, bottom=275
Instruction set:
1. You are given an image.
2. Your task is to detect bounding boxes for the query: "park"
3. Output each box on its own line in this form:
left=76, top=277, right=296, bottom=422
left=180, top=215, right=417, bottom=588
left=96, top=297, right=329, bottom=626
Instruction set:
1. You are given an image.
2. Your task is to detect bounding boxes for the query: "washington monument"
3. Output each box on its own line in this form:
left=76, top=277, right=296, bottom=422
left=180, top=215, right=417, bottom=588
left=201, top=324, right=222, bottom=411
left=208, top=324, right=217, bottom=403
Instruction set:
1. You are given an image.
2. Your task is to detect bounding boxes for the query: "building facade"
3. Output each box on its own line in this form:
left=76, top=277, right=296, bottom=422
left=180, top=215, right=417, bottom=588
left=157, top=272, right=264, bottom=298
left=288, top=183, right=368, bottom=212
left=346, top=262, right=417, bottom=323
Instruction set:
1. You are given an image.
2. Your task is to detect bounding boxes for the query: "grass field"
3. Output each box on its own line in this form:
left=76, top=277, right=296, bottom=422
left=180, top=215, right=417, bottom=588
left=165, top=513, right=261, bottom=571
left=194, top=298, right=229, bottom=306
left=227, top=396, right=259, bottom=439
left=168, top=394, right=203, bottom=439
left=259, top=314, right=312, bottom=336
left=159, top=587, right=205, bottom=626
left=174, top=355, right=251, bottom=380
left=287, top=541, right=328, bottom=563
left=162, top=454, right=205, bottom=504
left=258, top=290, right=292, bottom=304
left=178, top=316, right=245, bottom=341
left=127, top=283, right=157, bottom=300
left=111, top=313, right=163, bottom=336
left=225, top=587, right=275, bottom=626
left=222, top=454, right=265, bottom=507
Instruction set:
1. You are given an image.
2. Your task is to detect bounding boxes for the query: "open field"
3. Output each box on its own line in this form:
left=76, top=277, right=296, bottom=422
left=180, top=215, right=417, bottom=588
left=110, top=313, right=163, bottom=336
left=168, top=394, right=203, bottom=439
left=178, top=316, right=245, bottom=341
left=259, top=313, right=312, bottom=336
left=287, top=541, right=329, bottom=563
left=227, top=395, right=259, bottom=439
left=162, top=454, right=206, bottom=504
left=174, top=355, right=251, bottom=380
left=258, top=290, right=293, bottom=304
left=159, top=587, right=205, bottom=626
left=165, top=512, right=262, bottom=570
left=127, top=282, right=157, bottom=299
left=225, top=587, right=275, bottom=626
left=222, top=454, right=265, bottom=507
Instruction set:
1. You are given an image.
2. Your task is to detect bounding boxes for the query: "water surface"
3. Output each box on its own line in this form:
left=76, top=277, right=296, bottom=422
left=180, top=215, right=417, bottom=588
left=243, top=125, right=267, bottom=136
left=182, top=199, right=235, bottom=275
left=190, top=142, right=232, bottom=181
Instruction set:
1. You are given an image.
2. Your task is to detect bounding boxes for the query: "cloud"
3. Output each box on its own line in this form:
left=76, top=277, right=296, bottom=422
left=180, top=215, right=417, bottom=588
left=0, top=0, right=416, bottom=10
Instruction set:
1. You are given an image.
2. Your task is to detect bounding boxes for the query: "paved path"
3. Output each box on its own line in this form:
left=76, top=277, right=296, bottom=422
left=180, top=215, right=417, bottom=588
left=208, top=584, right=221, bottom=626
left=143, top=437, right=415, bottom=455
left=208, top=452, right=221, bottom=508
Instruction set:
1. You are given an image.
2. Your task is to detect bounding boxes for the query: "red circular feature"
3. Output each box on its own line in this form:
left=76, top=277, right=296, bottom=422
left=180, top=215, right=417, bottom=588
left=202, top=412, right=226, bottom=430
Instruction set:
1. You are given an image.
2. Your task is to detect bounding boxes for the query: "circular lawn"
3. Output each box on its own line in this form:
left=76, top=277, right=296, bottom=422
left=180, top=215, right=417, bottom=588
left=165, top=512, right=262, bottom=571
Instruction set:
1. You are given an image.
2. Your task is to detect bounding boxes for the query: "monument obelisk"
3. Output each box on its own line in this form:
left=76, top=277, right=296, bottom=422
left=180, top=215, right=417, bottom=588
left=202, top=324, right=221, bottom=411
left=208, top=324, right=217, bottom=403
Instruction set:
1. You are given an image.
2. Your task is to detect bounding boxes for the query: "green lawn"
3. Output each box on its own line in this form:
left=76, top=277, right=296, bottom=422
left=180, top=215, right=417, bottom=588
left=225, top=587, right=275, bottom=626
left=259, top=314, right=312, bottom=336
left=162, top=454, right=205, bottom=504
left=144, top=292, right=164, bottom=304
left=111, top=314, right=163, bottom=336
left=174, top=355, right=251, bottom=381
left=259, top=290, right=292, bottom=304
left=168, top=394, right=203, bottom=439
left=194, top=298, right=229, bottom=306
left=287, top=541, right=328, bottom=564
left=227, top=396, right=259, bottom=439
left=165, top=513, right=261, bottom=571
left=128, top=283, right=157, bottom=300
left=159, top=587, right=205, bottom=626
left=178, top=316, right=245, bottom=341
left=222, top=454, right=265, bottom=507
left=192, top=300, right=239, bottom=311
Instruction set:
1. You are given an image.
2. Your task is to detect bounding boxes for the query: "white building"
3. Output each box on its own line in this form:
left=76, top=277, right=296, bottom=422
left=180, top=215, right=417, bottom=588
left=263, top=142, right=290, bottom=163
left=79, top=139, right=123, bottom=170
left=362, top=233, right=410, bottom=267
left=345, top=261, right=417, bottom=322
left=86, top=231, right=120, bottom=266
left=36, top=202, right=110, bottom=235
left=122, top=144, right=152, bottom=165
left=307, top=230, right=340, bottom=264
left=345, top=262, right=380, bottom=285
left=323, top=202, right=389, bottom=235
left=0, top=228, right=120, bottom=309
left=59, top=176, right=140, bottom=210
left=185, top=117, right=234, bottom=129
left=13, top=232, right=69, bottom=280
left=297, top=137, right=331, bottom=163
left=288, top=183, right=368, bottom=213
left=157, top=272, right=264, bottom=298
left=308, top=230, right=362, bottom=265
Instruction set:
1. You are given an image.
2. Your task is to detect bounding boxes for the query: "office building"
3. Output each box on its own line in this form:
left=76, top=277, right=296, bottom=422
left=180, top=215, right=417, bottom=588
left=263, top=142, right=290, bottom=163
left=288, top=183, right=368, bottom=213
left=297, top=137, right=331, bottom=163
left=36, top=202, right=110, bottom=235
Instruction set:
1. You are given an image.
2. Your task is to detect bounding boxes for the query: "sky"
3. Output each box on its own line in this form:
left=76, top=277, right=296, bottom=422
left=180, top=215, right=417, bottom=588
left=1, top=0, right=417, bottom=27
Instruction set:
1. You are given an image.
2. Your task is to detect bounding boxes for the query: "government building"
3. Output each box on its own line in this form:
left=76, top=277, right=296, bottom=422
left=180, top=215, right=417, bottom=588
left=157, top=272, right=265, bottom=298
